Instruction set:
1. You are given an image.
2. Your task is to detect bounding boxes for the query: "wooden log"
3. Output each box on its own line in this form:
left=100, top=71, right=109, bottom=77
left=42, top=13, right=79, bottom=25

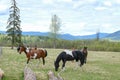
left=0, top=68, right=4, bottom=80
left=24, top=66, right=36, bottom=80
left=48, top=70, right=64, bottom=80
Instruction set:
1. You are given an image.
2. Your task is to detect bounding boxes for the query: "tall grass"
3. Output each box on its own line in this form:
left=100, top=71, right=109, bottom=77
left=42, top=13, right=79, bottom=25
left=0, top=47, right=120, bottom=80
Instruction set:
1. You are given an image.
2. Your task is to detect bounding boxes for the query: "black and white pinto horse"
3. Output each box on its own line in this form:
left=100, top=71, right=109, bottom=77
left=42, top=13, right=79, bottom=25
left=54, top=47, right=88, bottom=71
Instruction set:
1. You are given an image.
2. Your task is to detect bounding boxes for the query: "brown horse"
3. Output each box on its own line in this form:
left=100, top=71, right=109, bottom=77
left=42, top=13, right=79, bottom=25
left=17, top=45, right=47, bottom=65
left=81, top=47, right=88, bottom=63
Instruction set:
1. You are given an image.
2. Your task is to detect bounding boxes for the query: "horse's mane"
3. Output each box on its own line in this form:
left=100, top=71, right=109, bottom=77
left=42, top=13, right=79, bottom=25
left=55, top=52, right=65, bottom=64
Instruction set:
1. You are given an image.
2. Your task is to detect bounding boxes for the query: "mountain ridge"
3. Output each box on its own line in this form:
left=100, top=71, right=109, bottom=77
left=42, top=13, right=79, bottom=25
left=0, top=31, right=110, bottom=40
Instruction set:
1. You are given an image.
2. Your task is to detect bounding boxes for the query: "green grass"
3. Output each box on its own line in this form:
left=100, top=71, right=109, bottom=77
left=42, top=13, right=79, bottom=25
left=0, top=47, right=120, bottom=80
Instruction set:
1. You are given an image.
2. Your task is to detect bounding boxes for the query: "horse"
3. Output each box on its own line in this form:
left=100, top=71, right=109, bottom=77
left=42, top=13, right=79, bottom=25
left=81, top=47, right=88, bottom=63
left=17, top=45, right=47, bottom=65
left=54, top=47, right=88, bottom=71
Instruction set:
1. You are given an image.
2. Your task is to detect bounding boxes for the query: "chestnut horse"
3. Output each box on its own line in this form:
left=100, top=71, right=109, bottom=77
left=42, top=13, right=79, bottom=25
left=17, top=45, right=47, bottom=65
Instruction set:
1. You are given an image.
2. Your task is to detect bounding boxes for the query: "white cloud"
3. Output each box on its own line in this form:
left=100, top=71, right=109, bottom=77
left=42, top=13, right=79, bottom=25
left=61, top=22, right=87, bottom=35
left=103, top=1, right=112, bottom=7
left=112, top=12, right=120, bottom=16
left=102, top=23, right=111, bottom=27
left=21, top=23, right=49, bottom=32
left=42, top=0, right=54, bottom=4
left=73, top=1, right=85, bottom=9
left=100, top=23, right=115, bottom=33
left=94, top=6, right=108, bottom=11
left=72, top=0, right=97, bottom=9
left=57, top=0, right=72, bottom=3
left=115, top=0, right=120, bottom=4
left=0, top=5, right=8, bottom=12
left=0, top=0, right=10, bottom=12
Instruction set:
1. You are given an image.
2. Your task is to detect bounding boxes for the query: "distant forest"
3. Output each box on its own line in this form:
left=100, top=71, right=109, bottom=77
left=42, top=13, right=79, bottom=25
left=0, top=34, right=120, bottom=52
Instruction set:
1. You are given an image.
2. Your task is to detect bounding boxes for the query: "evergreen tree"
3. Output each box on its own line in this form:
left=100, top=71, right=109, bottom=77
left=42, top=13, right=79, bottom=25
left=49, top=14, right=61, bottom=48
left=6, top=0, right=22, bottom=49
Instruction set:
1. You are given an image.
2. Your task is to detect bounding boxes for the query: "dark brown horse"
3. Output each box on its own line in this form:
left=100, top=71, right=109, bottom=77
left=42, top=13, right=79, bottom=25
left=17, top=45, right=47, bottom=65
left=81, top=47, right=88, bottom=63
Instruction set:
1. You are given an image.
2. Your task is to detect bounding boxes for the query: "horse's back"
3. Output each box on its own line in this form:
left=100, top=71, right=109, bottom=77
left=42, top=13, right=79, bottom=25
left=37, top=49, right=47, bottom=57
left=72, top=50, right=85, bottom=59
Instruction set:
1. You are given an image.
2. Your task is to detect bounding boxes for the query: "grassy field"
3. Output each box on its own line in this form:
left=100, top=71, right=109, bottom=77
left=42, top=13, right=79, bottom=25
left=0, top=47, right=120, bottom=80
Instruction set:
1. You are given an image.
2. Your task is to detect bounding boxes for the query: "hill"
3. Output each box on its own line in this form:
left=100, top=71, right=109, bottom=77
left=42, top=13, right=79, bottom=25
left=0, top=31, right=109, bottom=40
left=60, top=33, right=109, bottom=40
left=105, top=30, right=120, bottom=40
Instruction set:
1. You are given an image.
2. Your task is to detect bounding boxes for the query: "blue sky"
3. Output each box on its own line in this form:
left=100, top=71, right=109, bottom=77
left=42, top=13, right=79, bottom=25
left=0, top=0, right=120, bottom=35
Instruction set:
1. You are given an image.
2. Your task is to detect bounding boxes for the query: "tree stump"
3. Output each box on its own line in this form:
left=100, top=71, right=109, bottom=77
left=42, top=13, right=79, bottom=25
left=24, top=66, right=36, bottom=80
left=0, top=68, right=4, bottom=80
left=48, top=70, right=64, bottom=80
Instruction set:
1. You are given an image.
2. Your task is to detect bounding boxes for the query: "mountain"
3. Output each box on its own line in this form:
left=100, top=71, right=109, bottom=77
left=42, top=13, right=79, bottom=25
left=105, top=30, right=120, bottom=40
left=0, top=31, right=109, bottom=40
left=22, top=31, right=109, bottom=40
left=60, top=33, right=109, bottom=40
left=22, top=31, right=49, bottom=36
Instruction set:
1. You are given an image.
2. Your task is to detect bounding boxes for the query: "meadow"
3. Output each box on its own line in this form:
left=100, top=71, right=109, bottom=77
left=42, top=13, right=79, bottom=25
left=0, top=47, right=120, bottom=80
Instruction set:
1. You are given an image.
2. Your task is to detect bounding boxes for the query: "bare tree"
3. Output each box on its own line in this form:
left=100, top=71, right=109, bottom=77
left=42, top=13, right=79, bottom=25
left=49, top=14, right=61, bottom=48
left=96, top=29, right=100, bottom=41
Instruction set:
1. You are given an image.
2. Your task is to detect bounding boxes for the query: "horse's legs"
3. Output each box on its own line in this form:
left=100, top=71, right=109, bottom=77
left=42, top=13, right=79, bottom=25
left=84, top=58, right=87, bottom=63
left=80, top=59, right=84, bottom=67
left=27, top=58, right=30, bottom=64
left=42, top=57, right=45, bottom=65
left=62, top=59, right=66, bottom=71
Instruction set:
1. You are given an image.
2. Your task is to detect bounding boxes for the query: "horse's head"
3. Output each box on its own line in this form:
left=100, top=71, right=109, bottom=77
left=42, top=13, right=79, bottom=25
left=82, top=47, right=87, bottom=53
left=54, top=61, right=59, bottom=71
left=17, top=45, right=26, bottom=54
left=17, top=46, right=20, bottom=52
left=82, top=46, right=88, bottom=63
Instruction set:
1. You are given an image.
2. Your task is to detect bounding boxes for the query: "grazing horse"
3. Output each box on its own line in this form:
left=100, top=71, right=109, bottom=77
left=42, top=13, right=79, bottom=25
left=17, top=45, right=47, bottom=65
left=54, top=47, right=88, bottom=71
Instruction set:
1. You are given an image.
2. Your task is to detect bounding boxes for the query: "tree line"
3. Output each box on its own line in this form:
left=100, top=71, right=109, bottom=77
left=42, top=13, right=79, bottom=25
left=0, top=34, right=120, bottom=52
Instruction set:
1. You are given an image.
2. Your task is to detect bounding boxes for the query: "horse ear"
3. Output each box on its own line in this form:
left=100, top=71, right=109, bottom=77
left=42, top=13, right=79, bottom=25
left=84, top=46, right=87, bottom=49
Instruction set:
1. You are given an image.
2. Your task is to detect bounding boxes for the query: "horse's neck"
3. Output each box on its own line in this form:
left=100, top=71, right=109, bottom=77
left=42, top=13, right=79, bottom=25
left=83, top=50, right=87, bottom=54
left=24, top=48, right=29, bottom=55
left=24, top=50, right=28, bottom=55
left=55, top=54, right=62, bottom=63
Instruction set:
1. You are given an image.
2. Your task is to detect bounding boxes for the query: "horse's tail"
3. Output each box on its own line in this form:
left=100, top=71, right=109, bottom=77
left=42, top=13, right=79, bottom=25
left=44, top=49, right=47, bottom=57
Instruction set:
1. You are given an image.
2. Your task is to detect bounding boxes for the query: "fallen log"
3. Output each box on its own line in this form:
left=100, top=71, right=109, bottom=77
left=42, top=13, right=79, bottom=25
left=24, top=66, right=36, bottom=80
left=0, top=68, right=4, bottom=80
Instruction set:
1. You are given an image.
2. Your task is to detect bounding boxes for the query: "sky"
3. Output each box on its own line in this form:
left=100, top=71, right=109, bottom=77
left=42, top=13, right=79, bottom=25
left=0, top=0, right=120, bottom=36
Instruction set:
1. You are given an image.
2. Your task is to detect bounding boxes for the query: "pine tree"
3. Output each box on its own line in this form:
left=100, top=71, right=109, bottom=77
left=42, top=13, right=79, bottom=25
left=6, top=0, right=22, bottom=49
